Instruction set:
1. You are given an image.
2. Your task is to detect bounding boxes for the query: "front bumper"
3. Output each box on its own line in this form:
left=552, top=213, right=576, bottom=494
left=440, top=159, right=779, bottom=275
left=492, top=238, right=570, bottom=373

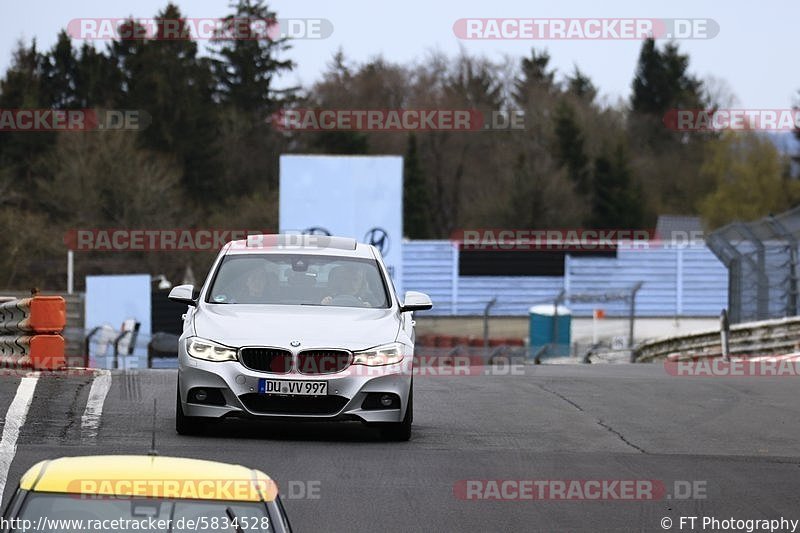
left=178, top=349, right=412, bottom=423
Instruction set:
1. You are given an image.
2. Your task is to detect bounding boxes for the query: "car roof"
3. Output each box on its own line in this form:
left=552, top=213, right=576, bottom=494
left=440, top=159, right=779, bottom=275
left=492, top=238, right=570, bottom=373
left=224, top=234, right=377, bottom=259
left=19, top=456, right=276, bottom=502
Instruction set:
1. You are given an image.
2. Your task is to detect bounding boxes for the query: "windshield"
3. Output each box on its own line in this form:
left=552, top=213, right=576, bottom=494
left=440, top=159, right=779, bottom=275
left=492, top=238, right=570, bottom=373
left=15, top=493, right=272, bottom=532
left=206, top=254, right=390, bottom=308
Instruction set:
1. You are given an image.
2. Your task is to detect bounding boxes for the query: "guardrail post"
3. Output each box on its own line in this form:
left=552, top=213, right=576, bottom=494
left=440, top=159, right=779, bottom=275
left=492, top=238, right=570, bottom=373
left=628, top=282, right=643, bottom=362
left=483, top=298, right=497, bottom=360
left=720, top=309, right=730, bottom=362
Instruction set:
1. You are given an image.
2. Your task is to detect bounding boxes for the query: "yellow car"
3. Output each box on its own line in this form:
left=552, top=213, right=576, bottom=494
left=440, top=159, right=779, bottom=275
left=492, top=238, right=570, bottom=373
left=1, top=455, right=292, bottom=532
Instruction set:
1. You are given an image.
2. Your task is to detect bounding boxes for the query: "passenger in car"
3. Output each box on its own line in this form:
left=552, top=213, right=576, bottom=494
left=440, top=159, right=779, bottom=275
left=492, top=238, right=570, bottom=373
left=235, top=269, right=279, bottom=303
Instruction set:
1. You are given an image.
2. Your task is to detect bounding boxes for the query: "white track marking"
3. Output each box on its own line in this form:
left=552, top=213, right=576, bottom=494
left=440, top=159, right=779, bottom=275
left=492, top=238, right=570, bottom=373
left=80, top=370, right=112, bottom=442
left=0, top=373, right=39, bottom=502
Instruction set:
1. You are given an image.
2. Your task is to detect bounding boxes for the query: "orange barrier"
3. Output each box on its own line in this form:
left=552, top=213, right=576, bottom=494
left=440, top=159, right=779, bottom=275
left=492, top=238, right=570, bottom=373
left=0, top=335, right=65, bottom=370
left=0, top=296, right=66, bottom=333
left=0, top=296, right=66, bottom=370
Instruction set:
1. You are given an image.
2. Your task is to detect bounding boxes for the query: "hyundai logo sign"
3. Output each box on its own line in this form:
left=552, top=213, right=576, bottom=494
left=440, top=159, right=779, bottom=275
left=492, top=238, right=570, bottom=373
left=302, top=227, right=331, bottom=236
left=364, top=227, right=390, bottom=255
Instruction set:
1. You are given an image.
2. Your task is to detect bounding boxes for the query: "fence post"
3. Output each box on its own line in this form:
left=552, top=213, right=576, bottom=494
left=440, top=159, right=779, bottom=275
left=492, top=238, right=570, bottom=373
left=551, top=290, right=565, bottom=356
left=767, top=215, right=799, bottom=317
left=451, top=242, right=459, bottom=315
left=736, top=223, right=769, bottom=320
left=67, top=250, right=74, bottom=295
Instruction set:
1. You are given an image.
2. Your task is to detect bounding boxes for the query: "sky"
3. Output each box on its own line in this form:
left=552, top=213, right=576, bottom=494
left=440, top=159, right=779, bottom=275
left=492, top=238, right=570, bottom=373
left=1, top=0, right=797, bottom=110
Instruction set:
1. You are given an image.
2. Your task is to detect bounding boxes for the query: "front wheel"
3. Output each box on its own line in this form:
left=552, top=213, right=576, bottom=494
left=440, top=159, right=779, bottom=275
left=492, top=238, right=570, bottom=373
left=380, top=385, right=413, bottom=441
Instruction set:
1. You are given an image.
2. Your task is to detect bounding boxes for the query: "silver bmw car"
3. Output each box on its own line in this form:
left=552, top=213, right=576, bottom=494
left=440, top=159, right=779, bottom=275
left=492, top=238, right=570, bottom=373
left=169, top=234, right=432, bottom=441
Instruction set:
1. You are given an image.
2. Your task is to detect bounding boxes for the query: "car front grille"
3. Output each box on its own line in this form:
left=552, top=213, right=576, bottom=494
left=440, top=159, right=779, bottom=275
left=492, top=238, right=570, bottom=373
left=239, top=347, right=293, bottom=373
left=239, top=393, right=349, bottom=415
left=297, top=350, right=352, bottom=374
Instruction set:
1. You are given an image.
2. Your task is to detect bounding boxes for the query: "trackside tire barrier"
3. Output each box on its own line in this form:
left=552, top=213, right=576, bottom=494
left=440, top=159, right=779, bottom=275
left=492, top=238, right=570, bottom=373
left=0, top=296, right=66, bottom=370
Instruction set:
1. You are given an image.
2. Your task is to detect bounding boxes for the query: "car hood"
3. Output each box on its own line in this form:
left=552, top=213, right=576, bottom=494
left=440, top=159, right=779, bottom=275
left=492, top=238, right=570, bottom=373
left=192, top=304, right=401, bottom=350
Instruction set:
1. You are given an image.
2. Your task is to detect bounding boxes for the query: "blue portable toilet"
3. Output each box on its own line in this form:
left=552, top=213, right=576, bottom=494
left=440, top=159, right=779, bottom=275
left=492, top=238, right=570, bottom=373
left=529, top=304, right=571, bottom=358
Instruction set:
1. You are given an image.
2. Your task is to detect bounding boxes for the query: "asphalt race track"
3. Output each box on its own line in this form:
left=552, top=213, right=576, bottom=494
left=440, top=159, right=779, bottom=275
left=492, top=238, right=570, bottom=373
left=2, top=365, right=799, bottom=532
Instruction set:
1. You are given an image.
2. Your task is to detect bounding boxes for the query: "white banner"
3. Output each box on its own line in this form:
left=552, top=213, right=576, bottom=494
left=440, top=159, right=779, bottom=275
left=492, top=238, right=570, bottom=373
left=279, top=155, right=403, bottom=295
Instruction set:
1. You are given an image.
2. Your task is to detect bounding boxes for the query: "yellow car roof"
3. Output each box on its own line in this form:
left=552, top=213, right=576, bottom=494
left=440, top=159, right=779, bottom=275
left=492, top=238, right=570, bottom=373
left=19, top=456, right=276, bottom=502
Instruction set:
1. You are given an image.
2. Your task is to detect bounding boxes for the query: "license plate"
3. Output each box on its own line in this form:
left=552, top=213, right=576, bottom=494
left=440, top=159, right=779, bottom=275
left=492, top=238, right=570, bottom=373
left=258, top=379, right=327, bottom=396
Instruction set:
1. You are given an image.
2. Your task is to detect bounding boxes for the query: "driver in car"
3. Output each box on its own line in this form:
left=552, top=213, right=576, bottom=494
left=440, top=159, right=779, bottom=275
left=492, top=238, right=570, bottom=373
left=321, top=266, right=374, bottom=306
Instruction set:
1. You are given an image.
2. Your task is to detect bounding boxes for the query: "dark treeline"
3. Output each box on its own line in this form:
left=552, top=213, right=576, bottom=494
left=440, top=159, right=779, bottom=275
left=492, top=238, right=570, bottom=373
left=0, top=1, right=796, bottom=289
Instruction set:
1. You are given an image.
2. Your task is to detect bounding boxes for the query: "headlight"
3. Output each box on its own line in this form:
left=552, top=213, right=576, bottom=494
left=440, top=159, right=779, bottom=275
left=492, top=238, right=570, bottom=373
left=352, top=342, right=405, bottom=366
left=186, top=337, right=238, bottom=362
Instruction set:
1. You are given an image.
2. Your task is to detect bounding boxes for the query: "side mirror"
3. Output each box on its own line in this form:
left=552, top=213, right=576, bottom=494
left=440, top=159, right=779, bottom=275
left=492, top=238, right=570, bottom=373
left=168, top=284, right=198, bottom=306
left=400, top=291, right=433, bottom=313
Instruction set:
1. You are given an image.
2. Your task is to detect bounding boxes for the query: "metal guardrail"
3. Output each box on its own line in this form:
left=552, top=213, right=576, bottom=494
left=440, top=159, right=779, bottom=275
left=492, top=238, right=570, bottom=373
left=634, top=310, right=800, bottom=362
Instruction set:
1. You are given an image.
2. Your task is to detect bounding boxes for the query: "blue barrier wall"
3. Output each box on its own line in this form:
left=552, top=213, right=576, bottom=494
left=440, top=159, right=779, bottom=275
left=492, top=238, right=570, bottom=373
left=401, top=241, right=728, bottom=317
